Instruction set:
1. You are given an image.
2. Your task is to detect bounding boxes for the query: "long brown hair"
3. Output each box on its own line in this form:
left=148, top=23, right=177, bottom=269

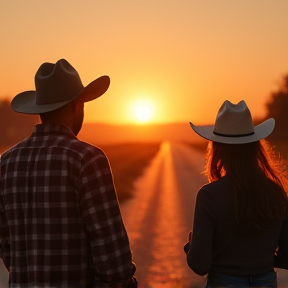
left=205, top=140, right=288, bottom=232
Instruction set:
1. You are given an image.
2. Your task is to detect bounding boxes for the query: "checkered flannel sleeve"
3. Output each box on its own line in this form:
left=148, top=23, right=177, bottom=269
left=0, top=161, right=10, bottom=271
left=79, top=151, right=136, bottom=284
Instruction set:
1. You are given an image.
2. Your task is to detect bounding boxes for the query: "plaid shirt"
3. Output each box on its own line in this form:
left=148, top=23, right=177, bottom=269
left=0, top=124, right=136, bottom=288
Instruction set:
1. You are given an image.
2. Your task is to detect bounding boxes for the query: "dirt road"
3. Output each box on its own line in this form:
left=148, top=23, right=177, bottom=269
left=120, top=141, right=207, bottom=288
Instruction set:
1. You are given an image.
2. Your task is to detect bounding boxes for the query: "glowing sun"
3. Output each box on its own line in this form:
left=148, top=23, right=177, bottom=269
left=132, top=100, right=153, bottom=123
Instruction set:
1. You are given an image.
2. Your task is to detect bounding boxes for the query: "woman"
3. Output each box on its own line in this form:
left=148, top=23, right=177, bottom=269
left=184, top=100, right=288, bottom=288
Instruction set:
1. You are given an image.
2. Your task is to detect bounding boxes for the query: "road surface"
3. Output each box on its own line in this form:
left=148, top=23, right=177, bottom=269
left=120, top=141, right=207, bottom=288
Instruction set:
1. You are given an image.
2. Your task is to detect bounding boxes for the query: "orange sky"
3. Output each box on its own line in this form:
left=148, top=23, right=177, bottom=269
left=1, top=0, right=287, bottom=125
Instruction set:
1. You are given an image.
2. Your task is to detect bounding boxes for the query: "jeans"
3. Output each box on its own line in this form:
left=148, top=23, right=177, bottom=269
left=206, top=270, right=277, bottom=288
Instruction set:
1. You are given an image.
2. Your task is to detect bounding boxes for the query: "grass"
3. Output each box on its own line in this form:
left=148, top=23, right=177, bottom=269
left=0, top=142, right=161, bottom=203
left=101, top=142, right=161, bottom=202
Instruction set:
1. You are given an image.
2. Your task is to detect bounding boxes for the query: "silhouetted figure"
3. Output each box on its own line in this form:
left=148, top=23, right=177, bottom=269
left=0, top=59, right=137, bottom=288
left=184, top=100, right=288, bottom=288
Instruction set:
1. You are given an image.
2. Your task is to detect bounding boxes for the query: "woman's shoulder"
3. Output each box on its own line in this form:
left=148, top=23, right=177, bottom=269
left=202, top=176, right=230, bottom=191
left=196, top=177, right=232, bottom=211
left=198, top=176, right=230, bottom=199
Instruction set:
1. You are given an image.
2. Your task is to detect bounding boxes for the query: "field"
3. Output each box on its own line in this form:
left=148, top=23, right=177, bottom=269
left=0, top=142, right=161, bottom=202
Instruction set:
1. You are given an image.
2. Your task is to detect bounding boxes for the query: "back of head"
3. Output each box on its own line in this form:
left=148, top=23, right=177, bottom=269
left=206, top=141, right=273, bottom=181
left=206, top=140, right=288, bottom=233
left=39, top=106, right=66, bottom=124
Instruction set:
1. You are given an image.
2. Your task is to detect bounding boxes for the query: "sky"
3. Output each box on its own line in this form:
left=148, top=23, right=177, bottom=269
left=1, top=0, right=287, bottom=125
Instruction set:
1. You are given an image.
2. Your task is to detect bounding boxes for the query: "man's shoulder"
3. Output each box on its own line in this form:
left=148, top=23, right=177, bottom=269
left=69, top=138, right=105, bottom=156
left=1, top=140, right=27, bottom=159
left=1, top=138, right=106, bottom=162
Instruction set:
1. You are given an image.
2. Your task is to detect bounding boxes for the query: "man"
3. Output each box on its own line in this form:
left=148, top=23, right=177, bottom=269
left=0, top=59, right=137, bottom=287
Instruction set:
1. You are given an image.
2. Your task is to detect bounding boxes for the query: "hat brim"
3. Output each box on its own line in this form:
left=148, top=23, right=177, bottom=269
left=189, top=118, right=275, bottom=144
left=11, top=75, right=110, bottom=114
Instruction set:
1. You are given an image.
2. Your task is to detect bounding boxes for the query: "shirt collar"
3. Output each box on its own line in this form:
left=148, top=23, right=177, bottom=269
left=31, top=124, right=77, bottom=139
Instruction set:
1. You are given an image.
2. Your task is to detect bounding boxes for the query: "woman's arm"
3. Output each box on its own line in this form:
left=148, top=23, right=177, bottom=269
left=275, top=217, right=288, bottom=269
left=185, top=188, right=214, bottom=276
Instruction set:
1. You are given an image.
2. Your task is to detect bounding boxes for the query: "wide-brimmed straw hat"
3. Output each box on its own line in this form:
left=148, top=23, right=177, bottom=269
left=189, top=100, right=275, bottom=144
left=11, top=59, right=110, bottom=114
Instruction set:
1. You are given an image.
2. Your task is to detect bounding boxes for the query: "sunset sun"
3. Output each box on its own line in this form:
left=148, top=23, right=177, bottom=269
left=135, top=106, right=152, bottom=122
left=131, top=100, right=154, bottom=123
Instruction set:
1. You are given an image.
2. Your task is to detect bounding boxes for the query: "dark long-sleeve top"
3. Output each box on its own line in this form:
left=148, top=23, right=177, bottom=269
left=274, top=217, right=288, bottom=269
left=0, top=124, right=136, bottom=287
left=184, top=176, right=284, bottom=276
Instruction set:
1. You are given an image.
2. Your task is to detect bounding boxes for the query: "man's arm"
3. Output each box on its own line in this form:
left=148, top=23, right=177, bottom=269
left=79, top=151, right=137, bottom=286
left=0, top=179, right=10, bottom=271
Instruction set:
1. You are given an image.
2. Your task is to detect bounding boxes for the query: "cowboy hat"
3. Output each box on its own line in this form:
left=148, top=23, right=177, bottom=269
left=189, top=100, right=275, bottom=144
left=11, top=59, right=110, bottom=114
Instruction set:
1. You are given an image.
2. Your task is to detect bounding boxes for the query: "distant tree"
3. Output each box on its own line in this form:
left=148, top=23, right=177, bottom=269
left=266, top=74, right=288, bottom=144
left=0, top=98, right=39, bottom=150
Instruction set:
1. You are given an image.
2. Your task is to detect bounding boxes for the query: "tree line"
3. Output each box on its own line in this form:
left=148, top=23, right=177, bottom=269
left=266, top=74, right=288, bottom=145
left=0, top=99, right=39, bottom=148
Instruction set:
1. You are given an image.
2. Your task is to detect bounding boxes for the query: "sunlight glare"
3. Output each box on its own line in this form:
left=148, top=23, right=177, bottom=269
left=135, top=106, right=152, bottom=122
left=132, top=100, right=154, bottom=123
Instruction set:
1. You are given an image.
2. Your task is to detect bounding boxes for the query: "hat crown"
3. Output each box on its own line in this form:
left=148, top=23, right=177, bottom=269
left=189, top=99, right=275, bottom=144
left=35, top=59, right=84, bottom=105
left=11, top=58, right=110, bottom=114
left=213, top=100, right=254, bottom=136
